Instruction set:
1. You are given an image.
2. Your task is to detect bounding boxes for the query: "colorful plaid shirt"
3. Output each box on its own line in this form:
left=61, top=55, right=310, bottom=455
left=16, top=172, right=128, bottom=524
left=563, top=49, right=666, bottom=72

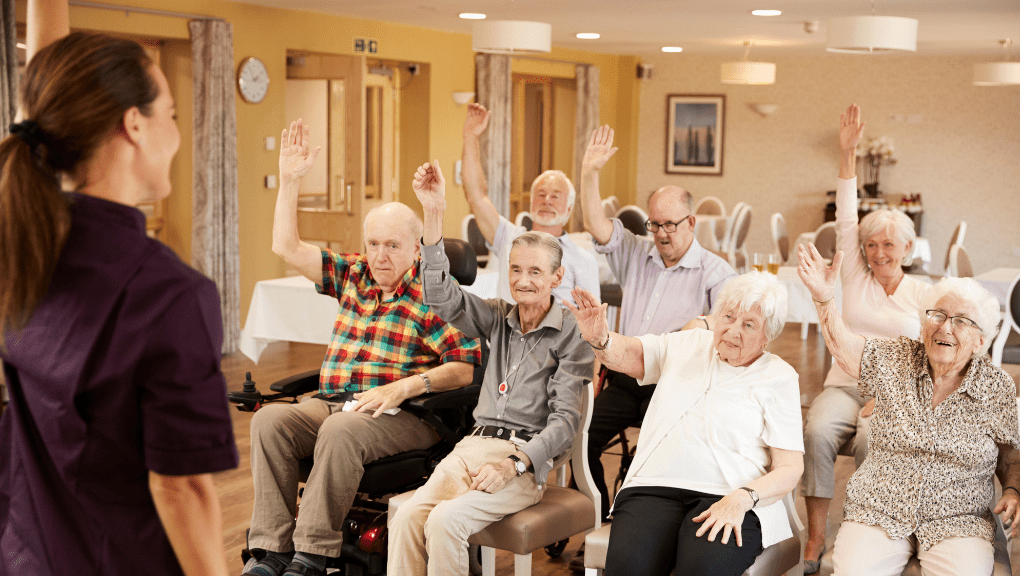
left=315, top=249, right=481, bottom=395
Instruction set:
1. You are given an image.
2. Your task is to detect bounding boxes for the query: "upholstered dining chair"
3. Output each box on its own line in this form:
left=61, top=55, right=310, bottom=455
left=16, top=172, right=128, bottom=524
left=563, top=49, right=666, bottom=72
left=720, top=201, right=748, bottom=252
left=712, top=204, right=752, bottom=273
left=602, top=195, right=621, bottom=219
left=694, top=195, right=726, bottom=217
left=514, top=211, right=533, bottom=231
left=614, top=205, right=650, bottom=237
left=942, top=221, right=967, bottom=273
left=991, top=271, right=1020, bottom=368
left=947, top=244, right=973, bottom=278
left=812, top=222, right=837, bottom=263
left=461, top=214, right=491, bottom=269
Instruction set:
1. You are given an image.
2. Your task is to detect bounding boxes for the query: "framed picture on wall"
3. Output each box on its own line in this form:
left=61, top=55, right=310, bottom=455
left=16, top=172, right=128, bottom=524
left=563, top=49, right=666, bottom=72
left=665, top=94, right=725, bottom=175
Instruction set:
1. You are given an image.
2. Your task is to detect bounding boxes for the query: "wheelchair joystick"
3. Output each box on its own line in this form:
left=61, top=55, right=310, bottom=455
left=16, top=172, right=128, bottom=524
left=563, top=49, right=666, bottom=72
left=227, top=372, right=265, bottom=412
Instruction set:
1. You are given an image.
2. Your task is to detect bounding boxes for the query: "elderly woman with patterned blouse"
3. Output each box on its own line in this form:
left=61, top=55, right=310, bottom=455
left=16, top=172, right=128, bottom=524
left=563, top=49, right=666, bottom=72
left=801, top=104, right=931, bottom=574
left=566, top=273, right=804, bottom=576
left=798, top=242, right=1020, bottom=576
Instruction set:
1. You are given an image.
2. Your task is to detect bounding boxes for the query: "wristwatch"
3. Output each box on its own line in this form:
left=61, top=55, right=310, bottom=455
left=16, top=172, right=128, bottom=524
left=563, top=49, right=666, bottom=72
left=740, top=486, right=759, bottom=508
left=507, top=454, right=527, bottom=477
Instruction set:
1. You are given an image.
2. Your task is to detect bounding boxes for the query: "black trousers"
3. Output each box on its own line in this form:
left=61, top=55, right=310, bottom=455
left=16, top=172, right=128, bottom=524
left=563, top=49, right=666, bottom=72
left=604, top=486, right=764, bottom=576
left=586, top=369, right=656, bottom=520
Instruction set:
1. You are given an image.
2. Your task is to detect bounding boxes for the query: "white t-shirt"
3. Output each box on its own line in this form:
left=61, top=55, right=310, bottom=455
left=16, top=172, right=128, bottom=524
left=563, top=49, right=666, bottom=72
left=489, top=215, right=601, bottom=306
left=824, top=177, right=930, bottom=388
left=620, top=329, right=805, bottom=548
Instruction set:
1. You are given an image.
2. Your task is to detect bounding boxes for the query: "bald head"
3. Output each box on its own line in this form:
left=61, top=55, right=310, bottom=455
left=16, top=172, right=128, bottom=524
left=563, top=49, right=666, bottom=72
left=364, top=202, right=423, bottom=241
left=648, top=186, right=693, bottom=216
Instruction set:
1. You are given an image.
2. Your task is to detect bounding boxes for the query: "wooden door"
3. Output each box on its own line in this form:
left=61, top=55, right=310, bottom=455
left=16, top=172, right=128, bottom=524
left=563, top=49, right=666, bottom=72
left=364, top=67, right=399, bottom=214
left=287, top=52, right=366, bottom=254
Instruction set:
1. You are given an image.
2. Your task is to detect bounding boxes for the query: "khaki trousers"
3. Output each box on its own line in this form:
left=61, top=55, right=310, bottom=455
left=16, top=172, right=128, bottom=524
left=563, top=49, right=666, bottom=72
left=833, top=521, right=994, bottom=576
left=387, top=436, right=544, bottom=575
left=248, top=397, right=439, bottom=557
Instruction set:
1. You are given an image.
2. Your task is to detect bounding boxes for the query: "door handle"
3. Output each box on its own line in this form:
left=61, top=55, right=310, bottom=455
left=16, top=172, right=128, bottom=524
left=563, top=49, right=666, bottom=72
left=334, top=176, right=345, bottom=211
left=346, top=184, right=353, bottom=215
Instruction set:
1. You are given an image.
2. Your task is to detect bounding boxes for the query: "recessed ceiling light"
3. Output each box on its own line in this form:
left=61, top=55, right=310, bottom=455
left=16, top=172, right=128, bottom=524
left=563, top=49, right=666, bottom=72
left=459, top=13, right=486, bottom=20
left=752, top=9, right=782, bottom=16
left=662, top=46, right=683, bottom=53
left=576, top=33, right=600, bottom=40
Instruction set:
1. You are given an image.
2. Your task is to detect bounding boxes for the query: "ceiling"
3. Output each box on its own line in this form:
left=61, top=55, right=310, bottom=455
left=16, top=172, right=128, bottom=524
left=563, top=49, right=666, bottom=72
left=228, top=0, right=1020, bottom=56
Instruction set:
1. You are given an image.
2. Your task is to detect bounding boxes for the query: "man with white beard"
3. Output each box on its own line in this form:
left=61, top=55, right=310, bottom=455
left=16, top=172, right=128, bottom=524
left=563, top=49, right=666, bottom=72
left=461, top=104, right=599, bottom=306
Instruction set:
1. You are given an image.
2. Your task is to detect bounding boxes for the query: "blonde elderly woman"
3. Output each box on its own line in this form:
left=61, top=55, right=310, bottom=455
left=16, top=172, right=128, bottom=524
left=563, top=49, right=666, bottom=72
left=565, top=273, right=804, bottom=576
left=798, top=243, right=1020, bottom=576
left=801, top=104, right=932, bottom=573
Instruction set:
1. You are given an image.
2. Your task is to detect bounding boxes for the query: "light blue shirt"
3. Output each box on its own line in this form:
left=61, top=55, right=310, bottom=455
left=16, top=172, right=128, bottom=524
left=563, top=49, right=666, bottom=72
left=595, top=218, right=736, bottom=337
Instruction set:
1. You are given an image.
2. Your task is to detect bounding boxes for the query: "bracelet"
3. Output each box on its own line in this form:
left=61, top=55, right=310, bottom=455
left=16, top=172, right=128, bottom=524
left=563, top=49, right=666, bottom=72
left=812, top=296, right=834, bottom=305
left=420, top=372, right=432, bottom=394
left=589, top=333, right=612, bottom=351
left=699, top=315, right=710, bottom=329
left=1005, top=486, right=1020, bottom=498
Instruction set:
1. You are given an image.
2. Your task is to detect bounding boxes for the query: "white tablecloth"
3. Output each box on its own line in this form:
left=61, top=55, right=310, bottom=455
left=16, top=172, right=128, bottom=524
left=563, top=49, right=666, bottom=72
left=238, top=272, right=503, bottom=364
left=792, top=232, right=932, bottom=271
left=975, top=268, right=1020, bottom=308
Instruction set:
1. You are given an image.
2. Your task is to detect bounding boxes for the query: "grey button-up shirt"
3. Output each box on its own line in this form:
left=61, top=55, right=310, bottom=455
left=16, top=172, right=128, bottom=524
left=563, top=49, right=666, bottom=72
left=421, top=240, right=593, bottom=483
left=595, top=219, right=736, bottom=337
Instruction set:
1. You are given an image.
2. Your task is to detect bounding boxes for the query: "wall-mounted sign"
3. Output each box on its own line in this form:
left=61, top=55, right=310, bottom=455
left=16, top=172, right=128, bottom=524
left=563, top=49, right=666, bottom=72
left=354, top=38, right=379, bottom=54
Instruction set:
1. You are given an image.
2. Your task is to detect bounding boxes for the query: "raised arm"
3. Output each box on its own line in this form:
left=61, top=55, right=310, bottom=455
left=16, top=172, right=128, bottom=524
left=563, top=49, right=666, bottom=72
left=149, top=472, right=229, bottom=576
left=564, top=287, right=644, bottom=380
left=580, top=125, right=619, bottom=245
left=27, top=0, right=69, bottom=62
left=461, top=104, right=500, bottom=243
left=271, top=119, right=323, bottom=283
left=797, top=243, right=866, bottom=378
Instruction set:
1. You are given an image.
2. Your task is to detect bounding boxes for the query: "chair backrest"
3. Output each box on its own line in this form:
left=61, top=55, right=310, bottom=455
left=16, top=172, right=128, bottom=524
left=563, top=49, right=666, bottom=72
left=721, top=201, right=748, bottom=251
left=602, top=195, right=621, bottom=219
left=514, top=211, right=533, bottom=231
left=947, top=244, right=973, bottom=278
left=731, top=205, right=753, bottom=252
left=770, top=212, right=789, bottom=263
left=943, top=221, right=968, bottom=271
left=813, top=222, right=837, bottom=261
left=991, top=271, right=1020, bottom=368
left=557, top=381, right=599, bottom=526
left=694, top=196, right=726, bottom=217
left=461, top=214, right=489, bottom=259
left=443, top=238, right=478, bottom=286
left=614, top=205, right=649, bottom=237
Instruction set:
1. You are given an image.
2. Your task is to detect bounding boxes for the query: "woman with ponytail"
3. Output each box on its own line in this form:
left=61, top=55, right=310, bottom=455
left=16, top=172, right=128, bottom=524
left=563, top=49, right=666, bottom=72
left=0, top=2, right=237, bottom=575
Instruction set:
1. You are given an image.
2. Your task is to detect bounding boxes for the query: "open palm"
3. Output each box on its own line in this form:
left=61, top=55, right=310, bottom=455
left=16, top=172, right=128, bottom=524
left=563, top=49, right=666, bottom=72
left=797, top=243, right=843, bottom=303
left=279, top=119, right=320, bottom=182
left=839, top=104, right=865, bottom=153
left=582, top=125, right=619, bottom=172
left=564, top=287, right=609, bottom=344
left=412, top=161, right=446, bottom=212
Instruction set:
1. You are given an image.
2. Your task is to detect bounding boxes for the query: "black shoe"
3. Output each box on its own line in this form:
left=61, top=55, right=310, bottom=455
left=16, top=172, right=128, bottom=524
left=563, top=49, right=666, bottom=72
left=568, top=544, right=585, bottom=574
left=281, top=561, right=326, bottom=576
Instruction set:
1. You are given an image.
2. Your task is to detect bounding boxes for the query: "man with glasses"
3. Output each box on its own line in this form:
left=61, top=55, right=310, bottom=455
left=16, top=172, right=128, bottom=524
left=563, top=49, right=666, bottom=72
left=566, top=125, right=736, bottom=569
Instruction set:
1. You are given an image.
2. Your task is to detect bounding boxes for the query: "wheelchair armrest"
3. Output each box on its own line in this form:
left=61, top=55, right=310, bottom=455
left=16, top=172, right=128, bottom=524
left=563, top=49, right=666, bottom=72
left=269, top=369, right=321, bottom=397
left=403, top=385, right=482, bottom=411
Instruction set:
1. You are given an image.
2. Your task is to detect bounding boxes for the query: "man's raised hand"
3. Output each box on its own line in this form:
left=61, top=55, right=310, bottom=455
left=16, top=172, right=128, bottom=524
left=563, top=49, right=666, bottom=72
left=412, top=160, right=447, bottom=212
left=279, top=119, right=320, bottom=184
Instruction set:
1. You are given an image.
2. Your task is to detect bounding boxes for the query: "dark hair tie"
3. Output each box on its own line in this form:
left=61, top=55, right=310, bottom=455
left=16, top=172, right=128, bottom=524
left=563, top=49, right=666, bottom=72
left=9, top=120, right=46, bottom=149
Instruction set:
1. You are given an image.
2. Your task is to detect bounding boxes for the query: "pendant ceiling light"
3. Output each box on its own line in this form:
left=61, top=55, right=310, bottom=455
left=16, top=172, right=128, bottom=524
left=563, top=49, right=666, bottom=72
left=973, top=39, right=1020, bottom=86
left=826, top=1, right=917, bottom=53
left=472, top=20, right=551, bottom=54
left=721, top=42, right=776, bottom=85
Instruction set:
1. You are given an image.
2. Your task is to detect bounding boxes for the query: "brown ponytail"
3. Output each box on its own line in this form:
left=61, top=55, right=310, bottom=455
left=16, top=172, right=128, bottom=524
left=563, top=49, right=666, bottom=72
left=0, top=32, right=158, bottom=337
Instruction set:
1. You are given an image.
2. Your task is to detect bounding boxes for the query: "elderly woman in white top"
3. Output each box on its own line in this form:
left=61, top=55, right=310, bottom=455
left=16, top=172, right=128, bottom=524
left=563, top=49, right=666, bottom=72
left=799, top=244, right=1020, bottom=576
left=565, top=273, right=803, bottom=576
left=801, top=104, right=933, bottom=573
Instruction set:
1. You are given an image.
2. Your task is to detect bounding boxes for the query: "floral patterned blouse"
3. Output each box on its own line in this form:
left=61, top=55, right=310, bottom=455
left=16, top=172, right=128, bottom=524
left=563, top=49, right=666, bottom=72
left=843, top=337, right=1020, bottom=550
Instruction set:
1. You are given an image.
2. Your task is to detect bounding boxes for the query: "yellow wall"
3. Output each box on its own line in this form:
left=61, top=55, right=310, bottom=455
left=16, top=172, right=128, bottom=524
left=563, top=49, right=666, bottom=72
left=15, top=0, right=640, bottom=322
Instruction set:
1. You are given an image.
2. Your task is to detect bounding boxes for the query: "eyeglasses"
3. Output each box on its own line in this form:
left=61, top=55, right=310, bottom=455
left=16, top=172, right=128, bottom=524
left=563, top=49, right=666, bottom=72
left=925, top=310, right=979, bottom=331
left=644, top=215, right=691, bottom=233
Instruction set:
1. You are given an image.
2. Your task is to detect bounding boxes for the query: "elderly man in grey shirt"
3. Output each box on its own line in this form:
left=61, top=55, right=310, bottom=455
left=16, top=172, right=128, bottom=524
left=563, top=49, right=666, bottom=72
left=387, top=160, right=593, bottom=576
left=569, top=126, right=737, bottom=567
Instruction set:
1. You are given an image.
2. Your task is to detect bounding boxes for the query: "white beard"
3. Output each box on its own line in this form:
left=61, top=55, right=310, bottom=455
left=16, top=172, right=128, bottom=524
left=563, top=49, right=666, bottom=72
left=531, top=207, right=571, bottom=228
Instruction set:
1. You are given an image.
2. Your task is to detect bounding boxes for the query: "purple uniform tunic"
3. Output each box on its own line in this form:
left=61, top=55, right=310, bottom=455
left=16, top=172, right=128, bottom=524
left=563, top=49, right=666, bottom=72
left=0, top=193, right=239, bottom=576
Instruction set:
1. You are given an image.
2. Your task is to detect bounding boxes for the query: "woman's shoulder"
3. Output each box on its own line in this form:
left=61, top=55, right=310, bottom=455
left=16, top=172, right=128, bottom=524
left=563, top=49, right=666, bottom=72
left=966, top=356, right=1018, bottom=402
left=131, top=239, right=221, bottom=312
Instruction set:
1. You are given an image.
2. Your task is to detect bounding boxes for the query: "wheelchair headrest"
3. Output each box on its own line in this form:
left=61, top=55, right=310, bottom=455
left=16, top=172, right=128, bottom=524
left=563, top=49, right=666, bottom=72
left=443, top=238, right=478, bottom=286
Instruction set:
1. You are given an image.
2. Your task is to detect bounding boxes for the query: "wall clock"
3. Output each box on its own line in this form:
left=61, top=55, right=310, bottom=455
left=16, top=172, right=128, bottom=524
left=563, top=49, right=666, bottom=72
left=237, top=57, right=269, bottom=104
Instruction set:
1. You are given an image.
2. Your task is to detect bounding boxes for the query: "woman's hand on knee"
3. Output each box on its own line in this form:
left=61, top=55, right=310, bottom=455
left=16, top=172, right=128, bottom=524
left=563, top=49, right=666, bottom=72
left=693, top=492, right=754, bottom=547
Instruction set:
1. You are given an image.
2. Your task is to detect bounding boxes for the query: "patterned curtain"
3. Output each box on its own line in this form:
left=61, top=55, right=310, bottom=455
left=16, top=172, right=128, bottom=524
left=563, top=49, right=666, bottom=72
left=189, top=20, right=240, bottom=354
left=571, top=64, right=600, bottom=232
left=1, top=0, right=18, bottom=137
left=474, top=53, right=512, bottom=218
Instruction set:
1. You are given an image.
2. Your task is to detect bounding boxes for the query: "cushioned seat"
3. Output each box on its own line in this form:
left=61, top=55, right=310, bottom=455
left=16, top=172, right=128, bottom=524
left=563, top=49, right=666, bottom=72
left=467, top=485, right=595, bottom=554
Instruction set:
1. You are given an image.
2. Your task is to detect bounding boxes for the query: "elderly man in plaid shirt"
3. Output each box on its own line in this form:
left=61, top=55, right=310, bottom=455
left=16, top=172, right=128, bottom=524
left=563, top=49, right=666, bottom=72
left=242, top=120, right=482, bottom=576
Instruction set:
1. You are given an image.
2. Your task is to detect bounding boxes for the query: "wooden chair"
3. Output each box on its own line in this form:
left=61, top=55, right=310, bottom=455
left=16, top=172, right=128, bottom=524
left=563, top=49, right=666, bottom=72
left=614, top=205, right=650, bottom=237
left=713, top=204, right=752, bottom=272
left=602, top=196, right=620, bottom=219
left=388, top=381, right=599, bottom=576
left=813, top=222, right=837, bottom=262
left=694, top=195, right=726, bottom=217
left=943, top=221, right=967, bottom=273
left=991, top=270, right=1020, bottom=368
left=947, top=244, right=973, bottom=278
left=515, top=211, right=533, bottom=230
left=720, top=201, right=748, bottom=252
left=770, top=212, right=790, bottom=264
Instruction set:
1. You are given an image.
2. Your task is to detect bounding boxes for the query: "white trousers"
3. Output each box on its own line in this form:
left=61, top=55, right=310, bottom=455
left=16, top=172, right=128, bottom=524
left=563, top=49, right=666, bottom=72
left=832, top=521, right=993, bottom=576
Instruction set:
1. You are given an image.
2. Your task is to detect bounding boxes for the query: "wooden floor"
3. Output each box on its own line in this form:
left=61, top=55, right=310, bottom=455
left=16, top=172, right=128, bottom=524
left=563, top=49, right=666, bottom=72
left=215, top=326, right=1020, bottom=576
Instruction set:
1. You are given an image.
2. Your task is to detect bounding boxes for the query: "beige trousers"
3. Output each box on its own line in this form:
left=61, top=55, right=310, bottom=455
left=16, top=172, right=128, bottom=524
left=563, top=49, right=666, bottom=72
left=247, top=397, right=439, bottom=557
left=387, top=436, right=544, bottom=575
left=833, top=521, right=994, bottom=576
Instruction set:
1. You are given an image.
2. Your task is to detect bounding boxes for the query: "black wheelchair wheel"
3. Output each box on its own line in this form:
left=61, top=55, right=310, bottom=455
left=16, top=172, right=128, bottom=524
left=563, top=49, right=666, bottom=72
left=544, top=538, right=568, bottom=558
